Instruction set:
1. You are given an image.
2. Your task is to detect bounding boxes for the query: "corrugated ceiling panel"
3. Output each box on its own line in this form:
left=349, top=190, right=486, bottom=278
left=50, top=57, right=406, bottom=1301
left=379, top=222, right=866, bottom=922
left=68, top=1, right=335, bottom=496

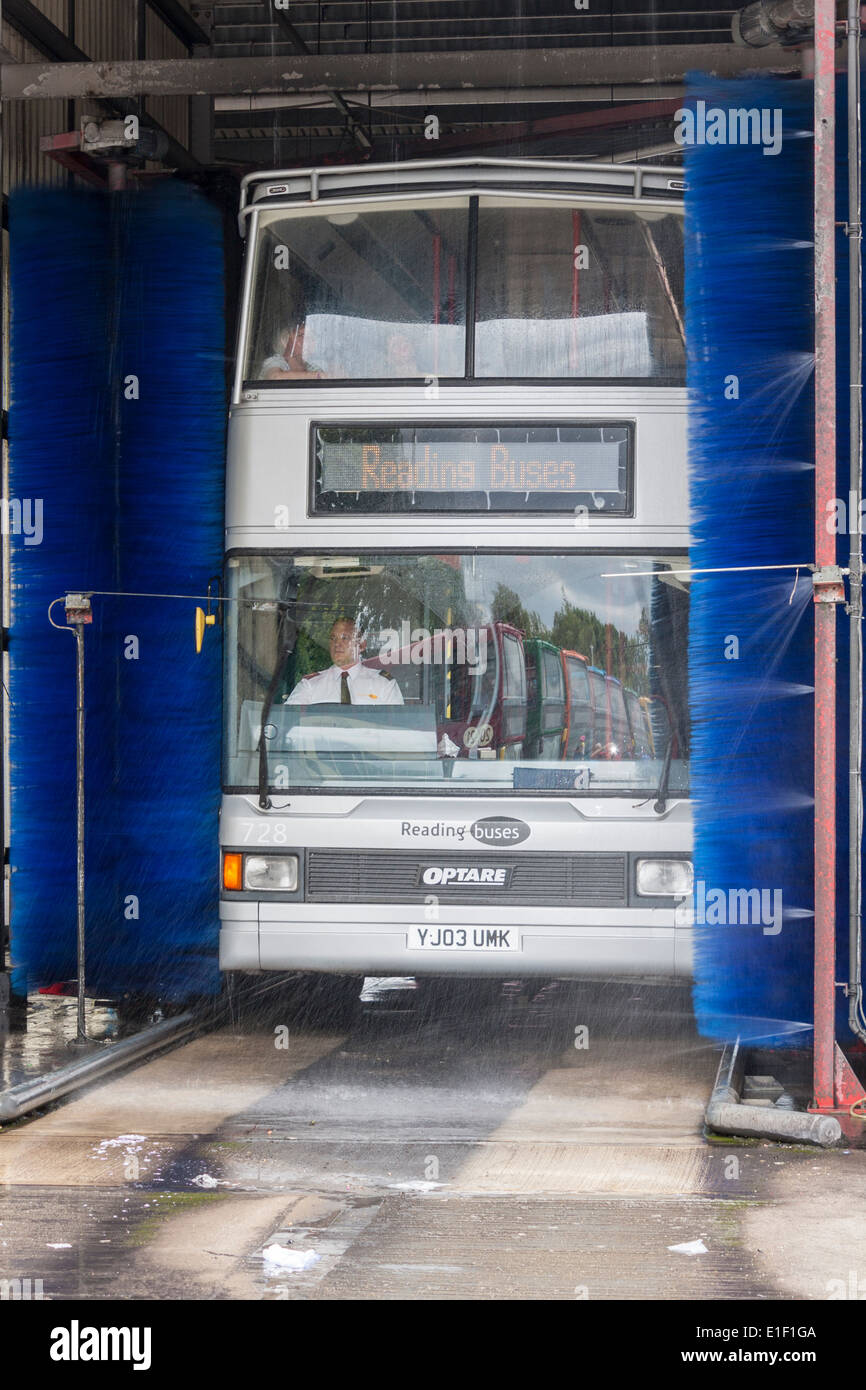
left=1, top=20, right=69, bottom=191
left=75, top=0, right=136, bottom=61
left=145, top=6, right=190, bottom=150
left=21, top=0, right=68, bottom=31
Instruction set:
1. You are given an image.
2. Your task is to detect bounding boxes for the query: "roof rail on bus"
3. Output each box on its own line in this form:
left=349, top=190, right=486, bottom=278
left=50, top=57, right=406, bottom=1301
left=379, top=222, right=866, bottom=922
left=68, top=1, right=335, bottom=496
left=237, top=156, right=686, bottom=235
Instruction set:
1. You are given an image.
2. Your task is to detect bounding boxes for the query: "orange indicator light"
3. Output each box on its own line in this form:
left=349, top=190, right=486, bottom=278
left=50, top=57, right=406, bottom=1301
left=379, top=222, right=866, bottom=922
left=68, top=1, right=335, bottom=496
left=223, top=853, right=243, bottom=891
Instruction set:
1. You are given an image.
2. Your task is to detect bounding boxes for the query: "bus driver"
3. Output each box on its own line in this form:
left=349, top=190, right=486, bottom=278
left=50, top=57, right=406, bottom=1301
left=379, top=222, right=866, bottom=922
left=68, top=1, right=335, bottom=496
left=283, top=618, right=404, bottom=706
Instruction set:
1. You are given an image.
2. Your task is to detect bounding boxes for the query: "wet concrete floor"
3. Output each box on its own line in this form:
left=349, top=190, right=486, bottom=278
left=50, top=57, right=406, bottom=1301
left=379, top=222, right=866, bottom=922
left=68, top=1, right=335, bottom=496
left=0, top=978, right=864, bottom=1301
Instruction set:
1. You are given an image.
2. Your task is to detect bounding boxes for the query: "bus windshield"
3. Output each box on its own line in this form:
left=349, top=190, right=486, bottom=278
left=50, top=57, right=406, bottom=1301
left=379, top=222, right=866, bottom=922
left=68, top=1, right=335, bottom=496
left=224, top=552, right=689, bottom=796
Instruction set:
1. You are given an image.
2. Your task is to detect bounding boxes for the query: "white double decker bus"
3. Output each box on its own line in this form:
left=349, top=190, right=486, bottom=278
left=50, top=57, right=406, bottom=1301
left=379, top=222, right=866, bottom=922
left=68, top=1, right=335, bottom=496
left=219, top=157, right=692, bottom=980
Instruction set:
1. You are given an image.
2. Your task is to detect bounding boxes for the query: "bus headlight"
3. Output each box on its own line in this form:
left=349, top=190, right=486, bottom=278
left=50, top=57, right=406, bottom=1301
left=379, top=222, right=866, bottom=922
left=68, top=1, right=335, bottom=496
left=635, top=858, right=693, bottom=897
left=244, top=854, right=299, bottom=892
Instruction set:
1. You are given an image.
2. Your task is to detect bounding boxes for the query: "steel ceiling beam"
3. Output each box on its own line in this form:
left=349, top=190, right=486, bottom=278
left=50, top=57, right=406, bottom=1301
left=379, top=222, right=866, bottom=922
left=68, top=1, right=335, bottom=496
left=2, top=0, right=200, bottom=171
left=0, top=43, right=802, bottom=101
left=145, top=0, right=212, bottom=49
left=4, top=0, right=85, bottom=61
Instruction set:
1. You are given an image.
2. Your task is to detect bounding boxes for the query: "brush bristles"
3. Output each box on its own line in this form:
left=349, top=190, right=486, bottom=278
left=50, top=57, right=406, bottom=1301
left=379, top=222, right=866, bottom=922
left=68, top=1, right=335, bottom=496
left=8, top=183, right=225, bottom=1000
left=685, top=80, right=816, bottom=1045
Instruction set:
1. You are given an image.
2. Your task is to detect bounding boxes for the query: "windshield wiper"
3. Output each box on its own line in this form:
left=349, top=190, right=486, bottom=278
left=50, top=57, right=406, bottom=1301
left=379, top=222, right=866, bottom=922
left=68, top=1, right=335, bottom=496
left=653, top=733, right=675, bottom=815
left=257, top=643, right=295, bottom=811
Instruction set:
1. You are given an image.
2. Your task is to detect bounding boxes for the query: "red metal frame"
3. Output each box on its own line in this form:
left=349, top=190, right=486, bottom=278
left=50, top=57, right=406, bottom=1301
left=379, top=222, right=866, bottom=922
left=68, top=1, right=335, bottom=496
left=38, top=131, right=111, bottom=188
left=811, top=0, right=866, bottom=1118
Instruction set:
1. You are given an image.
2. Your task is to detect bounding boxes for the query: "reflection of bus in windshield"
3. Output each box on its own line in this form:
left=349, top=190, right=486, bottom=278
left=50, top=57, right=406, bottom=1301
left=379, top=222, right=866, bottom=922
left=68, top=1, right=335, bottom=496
left=584, top=668, right=633, bottom=760
left=587, top=666, right=609, bottom=757
left=524, top=639, right=567, bottom=760
left=605, top=676, right=632, bottom=760
left=364, top=621, right=527, bottom=759
left=219, top=158, right=692, bottom=982
left=561, top=650, right=594, bottom=760
left=625, top=688, right=653, bottom=758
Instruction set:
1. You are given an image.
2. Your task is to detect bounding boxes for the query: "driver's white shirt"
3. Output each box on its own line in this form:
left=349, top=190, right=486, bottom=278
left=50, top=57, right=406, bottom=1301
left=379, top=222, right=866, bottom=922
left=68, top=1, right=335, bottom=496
left=283, top=660, right=404, bottom=706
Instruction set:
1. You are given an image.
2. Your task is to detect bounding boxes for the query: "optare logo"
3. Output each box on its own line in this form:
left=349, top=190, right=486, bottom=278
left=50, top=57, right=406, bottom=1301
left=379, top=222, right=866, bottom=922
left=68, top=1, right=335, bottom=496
left=418, top=866, right=512, bottom=887
left=469, top=816, right=530, bottom=846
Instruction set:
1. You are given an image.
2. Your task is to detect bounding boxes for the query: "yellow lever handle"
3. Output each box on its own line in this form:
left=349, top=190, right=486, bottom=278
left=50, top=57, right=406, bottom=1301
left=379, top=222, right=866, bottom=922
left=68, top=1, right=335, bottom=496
left=194, top=606, right=216, bottom=653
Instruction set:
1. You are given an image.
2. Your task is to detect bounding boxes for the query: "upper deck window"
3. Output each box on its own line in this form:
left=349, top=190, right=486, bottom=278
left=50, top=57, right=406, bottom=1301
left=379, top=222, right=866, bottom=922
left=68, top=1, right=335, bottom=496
left=474, top=198, right=684, bottom=379
left=242, top=191, right=684, bottom=386
left=245, top=199, right=468, bottom=382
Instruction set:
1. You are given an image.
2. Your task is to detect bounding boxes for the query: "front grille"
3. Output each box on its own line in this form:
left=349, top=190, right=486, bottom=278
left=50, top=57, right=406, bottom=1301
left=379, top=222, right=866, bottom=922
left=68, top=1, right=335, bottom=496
left=306, top=850, right=627, bottom=906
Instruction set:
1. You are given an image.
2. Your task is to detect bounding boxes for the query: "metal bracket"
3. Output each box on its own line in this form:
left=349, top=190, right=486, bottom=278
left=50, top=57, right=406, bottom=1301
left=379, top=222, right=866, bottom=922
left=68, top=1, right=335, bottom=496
left=189, top=6, right=215, bottom=40
left=808, top=1043, right=866, bottom=1139
left=81, top=116, right=168, bottom=165
left=812, top=564, right=847, bottom=602
left=63, top=593, right=92, bottom=625
left=206, top=575, right=223, bottom=629
left=833, top=1043, right=866, bottom=1107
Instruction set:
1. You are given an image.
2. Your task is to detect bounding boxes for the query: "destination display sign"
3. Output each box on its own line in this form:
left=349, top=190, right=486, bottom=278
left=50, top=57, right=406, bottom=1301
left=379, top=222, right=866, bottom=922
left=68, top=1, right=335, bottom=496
left=312, top=423, right=632, bottom=515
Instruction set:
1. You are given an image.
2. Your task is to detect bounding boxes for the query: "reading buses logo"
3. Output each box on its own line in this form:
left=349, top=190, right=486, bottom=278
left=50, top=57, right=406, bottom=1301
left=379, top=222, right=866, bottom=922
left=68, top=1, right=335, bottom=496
left=470, top=816, right=531, bottom=846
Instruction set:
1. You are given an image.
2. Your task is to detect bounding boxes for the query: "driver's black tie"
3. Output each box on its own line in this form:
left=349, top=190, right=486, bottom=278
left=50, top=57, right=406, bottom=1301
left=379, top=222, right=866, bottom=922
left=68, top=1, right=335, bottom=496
left=341, top=671, right=351, bottom=704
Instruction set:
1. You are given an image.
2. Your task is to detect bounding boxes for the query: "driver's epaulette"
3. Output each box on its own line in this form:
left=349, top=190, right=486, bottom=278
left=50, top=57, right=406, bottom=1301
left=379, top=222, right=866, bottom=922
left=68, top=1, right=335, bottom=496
left=379, top=669, right=394, bottom=680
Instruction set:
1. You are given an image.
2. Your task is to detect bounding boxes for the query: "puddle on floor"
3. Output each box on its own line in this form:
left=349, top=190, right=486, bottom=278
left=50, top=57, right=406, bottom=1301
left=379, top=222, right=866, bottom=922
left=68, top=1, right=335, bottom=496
left=0, top=993, right=125, bottom=1091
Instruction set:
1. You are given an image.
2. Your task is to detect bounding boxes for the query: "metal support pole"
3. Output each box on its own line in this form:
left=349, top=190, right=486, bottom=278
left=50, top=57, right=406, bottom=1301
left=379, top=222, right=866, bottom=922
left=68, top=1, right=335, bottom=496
left=189, top=44, right=214, bottom=166
left=73, top=620, right=85, bottom=1040
left=136, top=0, right=146, bottom=125
left=847, top=0, right=866, bottom=1043
left=812, top=0, right=840, bottom=1112
left=53, top=593, right=92, bottom=1041
left=0, top=0, right=6, bottom=1004
left=107, top=160, right=127, bottom=192
left=0, top=0, right=21, bottom=1029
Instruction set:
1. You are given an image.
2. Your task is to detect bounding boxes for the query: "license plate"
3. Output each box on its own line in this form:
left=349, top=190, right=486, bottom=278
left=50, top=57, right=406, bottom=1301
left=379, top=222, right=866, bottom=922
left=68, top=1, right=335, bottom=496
left=407, top=926, right=519, bottom=951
